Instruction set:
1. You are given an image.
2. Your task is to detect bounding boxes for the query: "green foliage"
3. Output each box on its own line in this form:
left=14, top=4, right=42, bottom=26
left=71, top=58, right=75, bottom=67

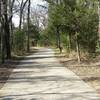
left=45, top=0, right=99, bottom=56
left=30, top=25, right=40, bottom=41
left=13, top=30, right=26, bottom=55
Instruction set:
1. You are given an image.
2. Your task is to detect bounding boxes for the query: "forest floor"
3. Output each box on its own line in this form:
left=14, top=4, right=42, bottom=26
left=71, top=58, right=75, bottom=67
left=0, top=48, right=38, bottom=92
left=0, top=65, right=15, bottom=89
left=55, top=49, right=100, bottom=95
left=0, top=47, right=100, bottom=99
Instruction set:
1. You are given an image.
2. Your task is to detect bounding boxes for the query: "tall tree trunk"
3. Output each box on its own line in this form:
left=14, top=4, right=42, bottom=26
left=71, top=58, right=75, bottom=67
left=9, top=0, right=15, bottom=51
left=56, top=25, right=62, bottom=53
left=19, top=0, right=24, bottom=30
left=27, top=0, right=31, bottom=52
left=2, top=0, right=11, bottom=59
left=19, top=0, right=28, bottom=30
left=0, top=0, right=5, bottom=63
left=68, top=32, right=72, bottom=53
left=76, top=35, right=81, bottom=63
left=10, top=19, right=14, bottom=50
left=0, top=1, right=5, bottom=63
left=19, top=10, right=23, bottom=30
left=4, top=20, right=11, bottom=59
left=98, top=1, right=100, bottom=41
left=0, top=0, right=1, bottom=53
left=1, top=25, right=5, bottom=63
left=56, top=26, right=60, bottom=47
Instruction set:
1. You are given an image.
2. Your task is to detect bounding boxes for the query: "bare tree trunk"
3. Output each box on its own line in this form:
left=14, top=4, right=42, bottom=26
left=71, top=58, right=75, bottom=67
left=0, top=0, right=5, bottom=63
left=56, top=26, right=60, bottom=48
left=56, top=25, right=62, bottom=53
left=76, top=35, right=81, bottom=63
left=2, top=0, right=11, bottom=59
left=68, top=32, right=72, bottom=53
left=0, top=0, right=1, bottom=51
left=19, top=8, right=23, bottom=30
left=19, top=0, right=28, bottom=30
left=1, top=25, right=5, bottom=63
left=27, top=0, right=31, bottom=52
left=9, top=0, right=15, bottom=51
left=0, top=0, right=16, bottom=62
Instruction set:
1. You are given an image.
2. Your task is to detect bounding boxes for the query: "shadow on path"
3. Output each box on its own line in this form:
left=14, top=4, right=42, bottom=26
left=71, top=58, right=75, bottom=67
left=0, top=47, right=100, bottom=100
left=0, top=48, right=39, bottom=90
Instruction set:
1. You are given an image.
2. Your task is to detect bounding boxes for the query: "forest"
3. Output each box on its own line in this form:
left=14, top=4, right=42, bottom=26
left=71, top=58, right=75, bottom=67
left=0, top=0, right=100, bottom=64
left=0, top=0, right=100, bottom=99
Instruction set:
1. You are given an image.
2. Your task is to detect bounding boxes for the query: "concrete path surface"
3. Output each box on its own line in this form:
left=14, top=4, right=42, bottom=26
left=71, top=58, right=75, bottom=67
left=0, top=47, right=100, bottom=100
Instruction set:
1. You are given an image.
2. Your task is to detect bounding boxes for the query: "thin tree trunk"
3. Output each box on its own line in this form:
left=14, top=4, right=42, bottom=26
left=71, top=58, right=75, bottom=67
left=56, top=25, right=62, bottom=53
left=9, top=0, right=15, bottom=51
left=19, top=10, right=23, bottom=30
left=1, top=26, right=5, bottom=63
left=76, top=35, right=81, bottom=63
left=19, top=0, right=28, bottom=30
left=27, top=0, right=31, bottom=52
left=19, top=0, right=24, bottom=30
left=68, top=32, right=72, bottom=53
left=10, top=19, right=14, bottom=50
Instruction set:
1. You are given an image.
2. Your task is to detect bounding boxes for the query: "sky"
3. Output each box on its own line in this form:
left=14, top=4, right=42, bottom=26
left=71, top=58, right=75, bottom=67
left=32, top=0, right=46, bottom=5
left=12, top=0, right=47, bottom=27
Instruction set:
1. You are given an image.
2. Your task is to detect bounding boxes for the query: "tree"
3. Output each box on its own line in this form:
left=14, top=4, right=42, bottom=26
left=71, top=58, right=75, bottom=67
left=45, top=0, right=99, bottom=62
left=27, top=0, right=31, bottom=52
left=19, top=0, right=28, bottom=30
left=2, top=0, right=11, bottom=59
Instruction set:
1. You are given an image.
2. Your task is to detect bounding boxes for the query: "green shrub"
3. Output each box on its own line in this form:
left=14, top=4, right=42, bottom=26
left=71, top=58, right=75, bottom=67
left=13, top=30, right=26, bottom=55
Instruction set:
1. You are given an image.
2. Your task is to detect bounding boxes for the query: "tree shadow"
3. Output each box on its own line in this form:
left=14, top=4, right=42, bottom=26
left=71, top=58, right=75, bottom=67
left=0, top=48, right=100, bottom=100
left=2, top=97, right=14, bottom=100
left=0, top=74, right=100, bottom=99
left=0, top=91, right=99, bottom=100
left=0, top=65, right=15, bottom=89
left=82, top=76, right=100, bottom=82
left=0, top=48, right=39, bottom=90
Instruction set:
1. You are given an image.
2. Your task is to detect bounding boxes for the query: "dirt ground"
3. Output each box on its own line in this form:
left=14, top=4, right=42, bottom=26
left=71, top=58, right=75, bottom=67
left=1, top=48, right=99, bottom=99
left=0, top=47, right=38, bottom=90
left=0, top=65, right=15, bottom=89
left=55, top=50, right=100, bottom=95
left=0, top=48, right=100, bottom=97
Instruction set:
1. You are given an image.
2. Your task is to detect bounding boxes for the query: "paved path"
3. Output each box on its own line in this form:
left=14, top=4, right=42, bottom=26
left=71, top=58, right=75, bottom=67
left=0, top=48, right=100, bottom=100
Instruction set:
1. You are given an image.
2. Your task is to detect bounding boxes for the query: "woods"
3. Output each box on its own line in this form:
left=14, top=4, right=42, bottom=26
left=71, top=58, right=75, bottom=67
left=0, top=0, right=100, bottom=98
left=0, top=0, right=100, bottom=63
left=43, top=0, right=99, bottom=63
left=0, top=0, right=32, bottom=63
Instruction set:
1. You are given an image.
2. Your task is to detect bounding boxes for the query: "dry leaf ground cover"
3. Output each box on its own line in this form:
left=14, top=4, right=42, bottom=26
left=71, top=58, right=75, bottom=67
left=0, top=47, right=38, bottom=90
left=55, top=49, right=100, bottom=95
left=0, top=65, right=15, bottom=89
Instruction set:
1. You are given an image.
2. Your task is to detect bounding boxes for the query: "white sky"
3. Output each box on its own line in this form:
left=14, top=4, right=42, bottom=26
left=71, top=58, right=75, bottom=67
left=32, top=0, right=45, bottom=5
left=12, top=0, right=47, bottom=27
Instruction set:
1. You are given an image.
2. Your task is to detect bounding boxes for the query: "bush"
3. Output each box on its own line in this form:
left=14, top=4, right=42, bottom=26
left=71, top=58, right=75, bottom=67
left=13, top=30, right=26, bottom=55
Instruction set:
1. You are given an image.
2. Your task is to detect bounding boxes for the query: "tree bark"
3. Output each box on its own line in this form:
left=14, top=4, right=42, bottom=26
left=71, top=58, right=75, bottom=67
left=19, top=0, right=28, bottom=30
left=2, top=0, right=11, bottom=59
left=76, top=35, right=81, bottom=63
left=56, top=25, right=62, bottom=53
left=9, top=0, right=15, bottom=51
left=27, top=0, right=31, bottom=52
left=1, top=25, right=5, bottom=63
